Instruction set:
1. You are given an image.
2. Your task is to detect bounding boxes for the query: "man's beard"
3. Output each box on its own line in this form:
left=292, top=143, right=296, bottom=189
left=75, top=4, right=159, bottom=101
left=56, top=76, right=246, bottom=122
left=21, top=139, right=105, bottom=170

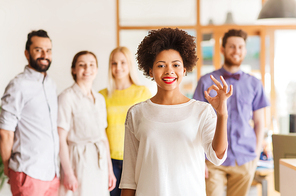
left=29, top=54, right=51, bottom=72
left=224, top=55, right=243, bottom=67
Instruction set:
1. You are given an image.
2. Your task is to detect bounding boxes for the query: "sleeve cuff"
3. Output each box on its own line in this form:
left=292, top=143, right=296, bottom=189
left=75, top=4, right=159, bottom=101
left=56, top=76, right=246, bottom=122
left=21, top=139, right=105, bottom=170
left=0, top=124, right=16, bottom=132
left=57, top=122, right=70, bottom=132
left=0, top=110, right=18, bottom=131
left=119, top=183, right=137, bottom=190
left=208, top=143, right=228, bottom=166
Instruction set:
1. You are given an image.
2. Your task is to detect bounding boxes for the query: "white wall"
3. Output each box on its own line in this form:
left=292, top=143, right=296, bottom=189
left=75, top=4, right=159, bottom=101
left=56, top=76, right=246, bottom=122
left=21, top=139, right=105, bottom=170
left=0, top=0, right=116, bottom=95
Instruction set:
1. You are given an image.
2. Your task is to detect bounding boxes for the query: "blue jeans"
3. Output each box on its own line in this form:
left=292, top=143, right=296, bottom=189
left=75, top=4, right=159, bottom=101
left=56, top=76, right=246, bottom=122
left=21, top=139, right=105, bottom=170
left=110, top=159, right=123, bottom=196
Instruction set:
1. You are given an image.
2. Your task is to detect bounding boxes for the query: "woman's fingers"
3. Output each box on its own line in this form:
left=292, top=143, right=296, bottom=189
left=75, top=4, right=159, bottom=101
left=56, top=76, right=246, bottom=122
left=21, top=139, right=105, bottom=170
left=73, top=183, right=78, bottom=192
left=207, top=84, right=219, bottom=93
left=210, top=75, right=231, bottom=94
left=206, top=76, right=233, bottom=98
left=219, top=76, right=228, bottom=92
left=205, top=85, right=219, bottom=101
left=65, top=180, right=78, bottom=192
left=108, top=175, right=117, bottom=191
left=204, top=90, right=211, bottom=102
left=227, top=85, right=233, bottom=97
left=210, top=75, right=223, bottom=89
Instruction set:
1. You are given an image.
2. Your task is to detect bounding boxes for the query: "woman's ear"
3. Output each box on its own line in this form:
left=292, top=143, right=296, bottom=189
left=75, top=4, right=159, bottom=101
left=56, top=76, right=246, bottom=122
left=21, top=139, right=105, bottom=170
left=149, top=69, right=153, bottom=78
left=183, top=68, right=187, bottom=76
left=71, top=67, right=76, bottom=75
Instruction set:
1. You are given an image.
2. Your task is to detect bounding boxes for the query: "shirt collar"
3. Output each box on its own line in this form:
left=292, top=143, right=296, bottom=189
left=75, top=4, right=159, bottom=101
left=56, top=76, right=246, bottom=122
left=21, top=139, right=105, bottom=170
left=220, top=66, right=243, bottom=76
left=24, top=65, right=47, bottom=83
left=72, top=83, right=97, bottom=103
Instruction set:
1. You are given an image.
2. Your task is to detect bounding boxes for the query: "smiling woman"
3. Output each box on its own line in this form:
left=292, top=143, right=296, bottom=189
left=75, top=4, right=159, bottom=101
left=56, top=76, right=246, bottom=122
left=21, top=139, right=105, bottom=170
left=57, top=51, right=116, bottom=196
left=119, top=28, right=232, bottom=196
left=99, top=47, right=151, bottom=196
left=149, top=49, right=186, bottom=92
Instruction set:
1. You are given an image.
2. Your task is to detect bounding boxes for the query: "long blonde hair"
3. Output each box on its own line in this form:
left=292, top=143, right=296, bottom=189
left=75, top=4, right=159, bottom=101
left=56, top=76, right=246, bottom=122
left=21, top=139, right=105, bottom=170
left=107, top=46, right=140, bottom=96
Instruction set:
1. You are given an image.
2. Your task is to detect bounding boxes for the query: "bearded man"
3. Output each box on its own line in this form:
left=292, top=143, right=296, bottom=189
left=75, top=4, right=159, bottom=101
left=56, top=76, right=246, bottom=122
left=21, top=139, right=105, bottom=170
left=0, top=30, right=60, bottom=196
left=193, top=29, right=269, bottom=196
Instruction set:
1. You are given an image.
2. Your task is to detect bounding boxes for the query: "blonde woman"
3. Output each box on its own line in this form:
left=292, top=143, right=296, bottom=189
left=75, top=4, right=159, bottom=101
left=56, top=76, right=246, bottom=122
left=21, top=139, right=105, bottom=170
left=58, top=51, right=116, bottom=196
left=99, top=47, right=151, bottom=196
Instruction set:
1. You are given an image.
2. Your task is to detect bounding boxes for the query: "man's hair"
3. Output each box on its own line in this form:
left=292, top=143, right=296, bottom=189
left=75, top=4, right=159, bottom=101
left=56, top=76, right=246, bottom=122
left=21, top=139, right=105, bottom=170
left=137, top=28, right=198, bottom=78
left=222, top=29, right=247, bottom=48
left=25, top=30, right=50, bottom=51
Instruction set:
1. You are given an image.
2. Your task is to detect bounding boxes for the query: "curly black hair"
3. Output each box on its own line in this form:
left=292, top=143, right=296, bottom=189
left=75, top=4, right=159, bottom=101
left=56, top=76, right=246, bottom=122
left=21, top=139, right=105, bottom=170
left=136, top=28, right=198, bottom=78
left=222, top=29, right=247, bottom=48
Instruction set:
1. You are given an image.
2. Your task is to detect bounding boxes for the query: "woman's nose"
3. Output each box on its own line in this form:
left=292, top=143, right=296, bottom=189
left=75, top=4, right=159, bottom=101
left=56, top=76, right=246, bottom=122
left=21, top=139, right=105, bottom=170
left=165, top=67, right=174, bottom=75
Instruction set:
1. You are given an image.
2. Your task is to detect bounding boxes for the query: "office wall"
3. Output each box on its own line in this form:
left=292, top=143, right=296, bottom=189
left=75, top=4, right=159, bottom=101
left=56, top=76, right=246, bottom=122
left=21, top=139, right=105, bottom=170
left=0, top=0, right=116, bottom=95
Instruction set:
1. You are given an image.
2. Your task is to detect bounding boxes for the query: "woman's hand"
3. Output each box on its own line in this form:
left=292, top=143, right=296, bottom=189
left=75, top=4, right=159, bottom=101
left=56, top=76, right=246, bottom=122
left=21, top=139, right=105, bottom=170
left=63, top=172, right=78, bottom=192
left=205, top=75, right=233, bottom=116
left=108, top=170, right=117, bottom=191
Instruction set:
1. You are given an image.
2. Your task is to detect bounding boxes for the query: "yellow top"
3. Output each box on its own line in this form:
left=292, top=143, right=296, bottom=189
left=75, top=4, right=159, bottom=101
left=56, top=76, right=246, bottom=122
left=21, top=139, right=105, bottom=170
left=99, top=84, right=151, bottom=160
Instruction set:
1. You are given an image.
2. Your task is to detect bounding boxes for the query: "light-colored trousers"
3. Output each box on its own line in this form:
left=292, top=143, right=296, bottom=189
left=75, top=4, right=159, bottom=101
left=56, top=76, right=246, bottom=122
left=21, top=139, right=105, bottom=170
left=206, top=158, right=258, bottom=196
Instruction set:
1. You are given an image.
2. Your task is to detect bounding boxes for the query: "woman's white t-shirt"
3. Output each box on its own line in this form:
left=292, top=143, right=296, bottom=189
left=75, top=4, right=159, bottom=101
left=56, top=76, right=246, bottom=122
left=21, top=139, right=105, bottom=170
left=119, top=99, right=227, bottom=196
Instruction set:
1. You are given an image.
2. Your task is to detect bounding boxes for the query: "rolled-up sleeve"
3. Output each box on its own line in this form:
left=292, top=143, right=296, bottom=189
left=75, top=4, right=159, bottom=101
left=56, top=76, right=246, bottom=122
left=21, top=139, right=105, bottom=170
left=252, top=81, right=270, bottom=111
left=0, top=82, right=24, bottom=131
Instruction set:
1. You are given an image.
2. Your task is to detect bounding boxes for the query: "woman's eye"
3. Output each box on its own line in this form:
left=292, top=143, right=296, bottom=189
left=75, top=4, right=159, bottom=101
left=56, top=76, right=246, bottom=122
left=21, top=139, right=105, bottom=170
left=174, top=64, right=180, bottom=67
left=78, top=64, right=84, bottom=67
left=158, top=65, right=164, bottom=68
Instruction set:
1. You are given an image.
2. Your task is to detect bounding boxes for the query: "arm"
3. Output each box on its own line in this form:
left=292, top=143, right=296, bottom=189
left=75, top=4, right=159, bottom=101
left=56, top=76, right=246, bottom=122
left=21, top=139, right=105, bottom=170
left=0, top=129, right=14, bottom=176
left=121, top=189, right=136, bottom=196
left=103, top=131, right=116, bottom=191
left=212, top=114, right=228, bottom=159
left=58, top=127, right=78, bottom=192
left=120, top=109, right=138, bottom=194
left=205, top=75, right=232, bottom=159
left=0, top=82, right=24, bottom=176
left=253, top=108, right=265, bottom=157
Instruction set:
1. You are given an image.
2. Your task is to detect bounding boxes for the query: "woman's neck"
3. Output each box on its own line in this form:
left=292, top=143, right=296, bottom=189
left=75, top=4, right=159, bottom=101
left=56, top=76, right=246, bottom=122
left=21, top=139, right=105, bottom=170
left=151, top=88, right=190, bottom=105
left=76, top=81, right=94, bottom=102
left=115, top=78, right=133, bottom=90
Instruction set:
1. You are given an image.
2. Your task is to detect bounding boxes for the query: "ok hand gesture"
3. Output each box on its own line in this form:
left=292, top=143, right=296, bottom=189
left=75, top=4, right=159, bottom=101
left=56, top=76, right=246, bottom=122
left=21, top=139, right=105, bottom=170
left=204, top=75, right=233, bottom=116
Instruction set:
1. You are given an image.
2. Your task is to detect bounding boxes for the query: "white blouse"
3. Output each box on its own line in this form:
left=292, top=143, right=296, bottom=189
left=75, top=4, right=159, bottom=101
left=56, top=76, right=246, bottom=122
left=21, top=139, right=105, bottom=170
left=119, top=99, right=227, bottom=196
left=57, top=83, right=107, bottom=145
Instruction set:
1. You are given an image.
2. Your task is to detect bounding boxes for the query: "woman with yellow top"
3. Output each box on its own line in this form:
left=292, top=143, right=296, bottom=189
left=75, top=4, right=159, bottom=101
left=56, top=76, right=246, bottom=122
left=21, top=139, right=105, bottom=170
left=99, top=47, right=151, bottom=196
